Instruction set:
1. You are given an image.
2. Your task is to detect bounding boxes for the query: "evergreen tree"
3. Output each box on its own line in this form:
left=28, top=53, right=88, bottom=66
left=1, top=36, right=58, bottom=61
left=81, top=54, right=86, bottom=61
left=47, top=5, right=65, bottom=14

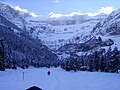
left=0, top=38, right=5, bottom=71
left=12, top=58, right=17, bottom=69
left=65, top=60, right=70, bottom=71
left=88, top=55, right=94, bottom=72
left=5, top=47, right=12, bottom=69
left=79, top=56, right=86, bottom=71
left=100, top=56, right=106, bottom=72
left=94, top=51, right=99, bottom=71
left=105, top=47, right=112, bottom=72
left=98, top=36, right=102, bottom=44
left=110, top=47, right=119, bottom=73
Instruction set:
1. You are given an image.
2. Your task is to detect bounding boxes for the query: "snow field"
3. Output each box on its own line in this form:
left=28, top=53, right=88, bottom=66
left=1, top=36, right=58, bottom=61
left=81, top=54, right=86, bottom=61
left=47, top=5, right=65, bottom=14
left=0, top=67, right=120, bottom=90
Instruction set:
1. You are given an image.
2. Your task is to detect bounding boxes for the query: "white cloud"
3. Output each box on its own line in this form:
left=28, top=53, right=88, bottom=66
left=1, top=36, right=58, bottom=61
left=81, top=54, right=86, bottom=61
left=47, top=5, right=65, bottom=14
left=49, top=12, right=63, bottom=17
left=99, top=7, right=117, bottom=14
left=13, top=6, right=117, bottom=18
left=53, top=0, right=60, bottom=3
left=29, top=12, right=38, bottom=17
left=49, top=12, right=54, bottom=15
left=49, top=7, right=117, bottom=18
left=49, top=12, right=97, bottom=18
left=14, top=6, right=28, bottom=13
left=14, top=6, right=38, bottom=17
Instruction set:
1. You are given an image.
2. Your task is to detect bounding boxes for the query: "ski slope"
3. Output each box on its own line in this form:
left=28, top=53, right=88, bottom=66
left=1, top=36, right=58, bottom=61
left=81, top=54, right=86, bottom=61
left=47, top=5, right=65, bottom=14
left=0, top=67, right=120, bottom=90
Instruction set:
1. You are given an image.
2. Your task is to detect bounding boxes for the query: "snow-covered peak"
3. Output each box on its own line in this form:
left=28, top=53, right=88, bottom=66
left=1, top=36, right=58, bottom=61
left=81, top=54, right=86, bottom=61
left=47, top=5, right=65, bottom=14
left=0, top=2, right=109, bottom=50
left=0, top=2, right=27, bottom=29
left=0, top=2, right=37, bottom=18
left=48, top=13, right=107, bottom=26
left=0, top=2, right=38, bottom=29
left=109, top=8, right=120, bottom=17
left=92, top=8, right=120, bottom=36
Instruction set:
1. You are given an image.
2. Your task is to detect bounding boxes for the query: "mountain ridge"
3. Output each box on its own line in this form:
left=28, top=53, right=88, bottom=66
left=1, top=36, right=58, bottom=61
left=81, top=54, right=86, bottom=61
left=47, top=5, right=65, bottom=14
left=0, top=2, right=120, bottom=59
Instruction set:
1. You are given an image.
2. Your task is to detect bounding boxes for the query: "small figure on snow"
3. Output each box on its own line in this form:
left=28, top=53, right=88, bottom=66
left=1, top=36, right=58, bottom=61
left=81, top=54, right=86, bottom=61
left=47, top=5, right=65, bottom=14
left=47, top=71, right=50, bottom=75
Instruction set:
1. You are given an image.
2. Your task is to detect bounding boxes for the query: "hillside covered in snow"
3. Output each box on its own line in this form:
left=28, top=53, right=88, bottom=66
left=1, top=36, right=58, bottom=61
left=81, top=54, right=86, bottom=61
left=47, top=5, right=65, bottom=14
left=0, top=2, right=120, bottom=73
left=0, top=2, right=108, bottom=50
left=0, top=1, right=120, bottom=90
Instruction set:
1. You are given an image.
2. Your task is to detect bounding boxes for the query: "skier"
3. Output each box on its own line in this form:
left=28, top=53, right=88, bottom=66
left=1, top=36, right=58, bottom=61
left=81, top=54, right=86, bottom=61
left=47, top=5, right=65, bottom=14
left=47, top=71, right=50, bottom=75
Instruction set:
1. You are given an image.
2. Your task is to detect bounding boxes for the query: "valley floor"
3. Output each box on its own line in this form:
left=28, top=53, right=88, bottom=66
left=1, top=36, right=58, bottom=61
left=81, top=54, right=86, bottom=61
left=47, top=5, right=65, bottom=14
left=0, top=67, right=120, bottom=90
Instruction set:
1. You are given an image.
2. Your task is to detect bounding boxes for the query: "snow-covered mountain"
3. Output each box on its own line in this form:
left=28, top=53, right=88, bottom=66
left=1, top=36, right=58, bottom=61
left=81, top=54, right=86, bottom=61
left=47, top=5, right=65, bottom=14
left=0, top=2, right=120, bottom=73
left=1, top=2, right=120, bottom=55
left=92, top=9, right=120, bottom=36
left=38, top=13, right=107, bottom=50
left=0, top=2, right=108, bottom=50
left=92, top=8, right=120, bottom=49
left=0, top=2, right=29, bottom=29
left=0, top=2, right=59, bottom=68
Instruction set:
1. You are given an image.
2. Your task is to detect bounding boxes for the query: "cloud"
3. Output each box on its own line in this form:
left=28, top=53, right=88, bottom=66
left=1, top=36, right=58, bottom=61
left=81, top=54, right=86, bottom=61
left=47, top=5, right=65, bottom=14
left=49, top=7, right=117, bottom=18
left=53, top=0, right=60, bottom=3
left=49, top=12, right=97, bottom=18
left=49, top=12, right=63, bottom=17
left=14, top=6, right=28, bottom=13
left=99, top=7, right=117, bottom=14
left=14, top=6, right=38, bottom=17
left=29, top=12, right=38, bottom=17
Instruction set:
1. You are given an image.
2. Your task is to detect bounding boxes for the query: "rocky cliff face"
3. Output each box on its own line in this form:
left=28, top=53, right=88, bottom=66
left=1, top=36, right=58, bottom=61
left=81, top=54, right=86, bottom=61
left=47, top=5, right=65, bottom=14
left=92, top=9, right=120, bottom=36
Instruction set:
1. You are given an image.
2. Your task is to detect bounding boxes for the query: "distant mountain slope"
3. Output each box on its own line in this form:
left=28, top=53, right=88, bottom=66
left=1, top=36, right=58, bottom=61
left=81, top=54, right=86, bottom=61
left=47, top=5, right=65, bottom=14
left=90, top=8, right=120, bottom=50
left=1, top=2, right=120, bottom=58
left=0, top=2, right=120, bottom=71
left=0, top=14, right=59, bottom=69
left=0, top=2, right=29, bottom=30
left=0, top=2, right=108, bottom=50
left=92, top=9, right=120, bottom=36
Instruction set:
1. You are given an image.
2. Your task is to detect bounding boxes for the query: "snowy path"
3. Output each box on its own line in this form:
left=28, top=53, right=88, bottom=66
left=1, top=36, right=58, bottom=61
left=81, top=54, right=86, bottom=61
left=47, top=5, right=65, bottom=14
left=0, top=67, right=120, bottom=90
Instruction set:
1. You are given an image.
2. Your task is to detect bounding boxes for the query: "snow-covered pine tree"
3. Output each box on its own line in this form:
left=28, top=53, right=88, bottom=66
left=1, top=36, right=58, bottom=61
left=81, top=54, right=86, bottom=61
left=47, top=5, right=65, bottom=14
left=100, top=55, right=106, bottom=72
left=110, top=47, right=119, bottom=73
left=93, top=51, right=100, bottom=71
left=105, top=47, right=112, bottom=72
left=0, top=38, right=5, bottom=71
left=12, top=58, right=17, bottom=69
left=88, top=55, right=94, bottom=72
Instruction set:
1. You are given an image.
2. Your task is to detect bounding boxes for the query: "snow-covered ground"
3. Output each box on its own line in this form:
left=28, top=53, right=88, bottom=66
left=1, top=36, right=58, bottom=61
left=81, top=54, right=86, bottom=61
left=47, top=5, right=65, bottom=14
left=0, top=67, right=120, bottom=90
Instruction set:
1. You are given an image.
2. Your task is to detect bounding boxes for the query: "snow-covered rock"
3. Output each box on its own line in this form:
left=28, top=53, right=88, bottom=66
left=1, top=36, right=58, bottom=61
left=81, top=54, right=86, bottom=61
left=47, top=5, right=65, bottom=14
left=92, top=8, right=120, bottom=36
left=0, top=2, right=28, bottom=29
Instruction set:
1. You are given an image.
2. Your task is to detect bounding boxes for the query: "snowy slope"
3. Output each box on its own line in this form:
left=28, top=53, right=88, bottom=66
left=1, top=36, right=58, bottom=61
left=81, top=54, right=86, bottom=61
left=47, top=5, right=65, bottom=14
left=20, top=14, right=106, bottom=50
left=41, top=16, right=106, bottom=50
left=0, top=67, right=120, bottom=90
left=0, top=2, right=108, bottom=50
left=0, top=2, right=29, bottom=29
left=92, top=8, right=120, bottom=50
left=92, top=8, right=120, bottom=35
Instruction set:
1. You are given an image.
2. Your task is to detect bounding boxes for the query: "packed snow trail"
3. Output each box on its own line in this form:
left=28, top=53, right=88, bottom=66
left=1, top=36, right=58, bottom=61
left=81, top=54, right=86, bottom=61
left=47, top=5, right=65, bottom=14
left=0, top=67, right=120, bottom=90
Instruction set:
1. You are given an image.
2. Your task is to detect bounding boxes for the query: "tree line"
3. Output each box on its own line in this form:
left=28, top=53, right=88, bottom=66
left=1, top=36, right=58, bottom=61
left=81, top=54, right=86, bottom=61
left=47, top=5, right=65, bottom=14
left=0, top=37, right=120, bottom=73
left=61, top=47, right=120, bottom=73
left=0, top=37, right=59, bottom=71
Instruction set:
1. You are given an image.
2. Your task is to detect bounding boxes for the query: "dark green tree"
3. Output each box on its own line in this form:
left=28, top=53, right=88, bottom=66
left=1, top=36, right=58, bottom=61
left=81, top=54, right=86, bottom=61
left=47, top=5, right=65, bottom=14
left=0, top=38, right=5, bottom=71
left=94, top=51, right=99, bottom=71
left=110, top=47, right=119, bottom=73
left=100, top=56, right=106, bottom=72
left=12, top=58, right=17, bottom=69
left=88, top=55, right=94, bottom=72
